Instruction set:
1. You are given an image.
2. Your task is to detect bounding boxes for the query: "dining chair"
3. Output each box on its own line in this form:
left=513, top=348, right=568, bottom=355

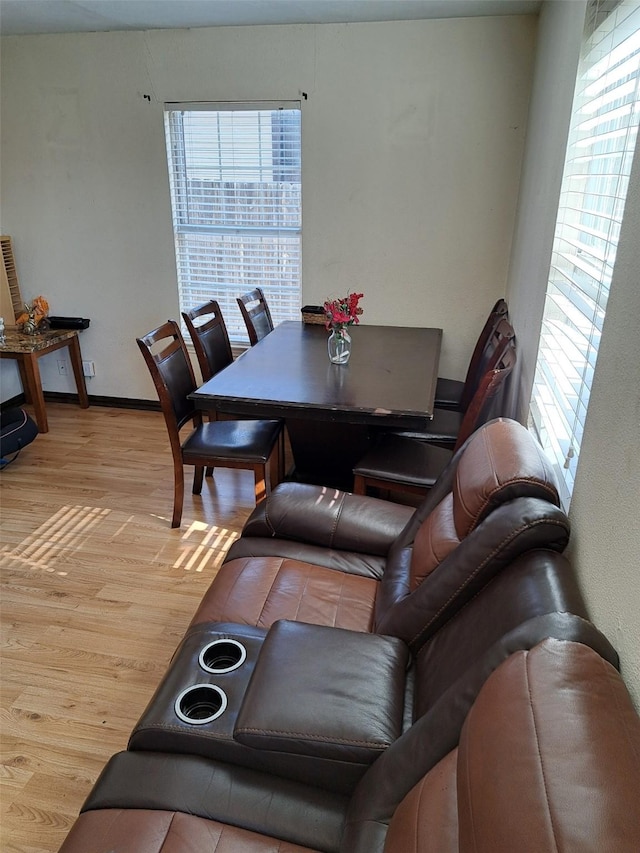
left=237, top=287, right=274, bottom=346
left=434, top=298, right=509, bottom=411
left=137, top=320, right=283, bottom=528
left=181, top=299, right=233, bottom=382
left=392, top=316, right=515, bottom=450
left=182, top=299, right=286, bottom=479
left=353, top=340, right=517, bottom=498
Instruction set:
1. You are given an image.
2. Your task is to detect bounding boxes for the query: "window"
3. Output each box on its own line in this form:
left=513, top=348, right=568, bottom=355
left=164, top=102, right=302, bottom=343
left=530, top=0, right=640, bottom=508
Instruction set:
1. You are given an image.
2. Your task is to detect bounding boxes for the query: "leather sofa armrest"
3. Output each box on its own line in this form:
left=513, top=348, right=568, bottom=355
left=375, top=498, right=571, bottom=649
left=238, top=482, right=415, bottom=556
left=79, top=750, right=348, bottom=853
left=234, top=620, right=409, bottom=765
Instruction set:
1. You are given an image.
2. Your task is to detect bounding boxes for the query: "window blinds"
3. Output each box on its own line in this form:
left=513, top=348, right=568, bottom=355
left=164, top=102, right=302, bottom=342
left=530, top=0, right=640, bottom=508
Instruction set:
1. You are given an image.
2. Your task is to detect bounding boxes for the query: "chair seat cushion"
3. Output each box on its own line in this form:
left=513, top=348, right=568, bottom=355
left=183, top=419, right=281, bottom=463
left=190, top=556, right=378, bottom=632
left=353, top=435, right=454, bottom=488
left=434, top=376, right=464, bottom=411
left=392, top=408, right=462, bottom=445
left=58, top=809, right=321, bottom=853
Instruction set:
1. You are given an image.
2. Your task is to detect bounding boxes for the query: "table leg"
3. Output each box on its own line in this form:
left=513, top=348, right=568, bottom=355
left=16, top=360, right=32, bottom=403
left=67, top=335, right=89, bottom=408
left=21, top=353, right=48, bottom=433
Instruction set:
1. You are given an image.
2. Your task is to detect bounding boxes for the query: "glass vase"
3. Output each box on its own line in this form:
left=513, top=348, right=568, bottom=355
left=328, top=327, right=352, bottom=364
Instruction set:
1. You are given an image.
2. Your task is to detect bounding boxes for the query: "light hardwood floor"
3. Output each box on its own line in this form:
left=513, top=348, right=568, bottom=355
left=0, top=402, right=258, bottom=853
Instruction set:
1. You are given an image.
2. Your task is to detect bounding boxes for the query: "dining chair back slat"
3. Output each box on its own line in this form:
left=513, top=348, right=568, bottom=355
left=182, top=300, right=233, bottom=381
left=435, top=298, right=509, bottom=412
left=237, top=287, right=274, bottom=346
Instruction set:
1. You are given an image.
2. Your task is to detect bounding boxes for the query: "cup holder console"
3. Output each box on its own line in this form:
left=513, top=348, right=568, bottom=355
left=129, top=622, right=406, bottom=795
left=199, top=638, right=247, bottom=674
left=169, top=639, right=247, bottom=726
left=130, top=626, right=265, bottom=749
left=174, top=683, right=228, bottom=725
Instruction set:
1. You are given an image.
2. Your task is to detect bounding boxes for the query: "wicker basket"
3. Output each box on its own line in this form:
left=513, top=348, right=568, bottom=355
left=301, top=306, right=327, bottom=325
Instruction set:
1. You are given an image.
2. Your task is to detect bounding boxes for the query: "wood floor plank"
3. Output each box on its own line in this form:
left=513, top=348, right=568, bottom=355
left=0, top=403, right=255, bottom=852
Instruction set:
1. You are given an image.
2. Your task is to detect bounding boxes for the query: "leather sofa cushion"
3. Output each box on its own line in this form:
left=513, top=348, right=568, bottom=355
left=457, top=639, right=640, bottom=852
left=190, top=556, right=377, bottom=632
left=58, top=808, right=321, bottom=853
left=383, top=749, right=458, bottom=853
left=377, top=638, right=640, bottom=853
left=240, top=482, right=414, bottom=556
left=235, top=621, right=407, bottom=764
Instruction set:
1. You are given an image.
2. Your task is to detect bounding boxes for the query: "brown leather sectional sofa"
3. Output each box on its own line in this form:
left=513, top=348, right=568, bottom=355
left=58, top=419, right=640, bottom=852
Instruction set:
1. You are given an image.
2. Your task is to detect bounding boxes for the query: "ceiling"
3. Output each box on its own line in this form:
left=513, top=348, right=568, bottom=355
left=0, top=0, right=542, bottom=37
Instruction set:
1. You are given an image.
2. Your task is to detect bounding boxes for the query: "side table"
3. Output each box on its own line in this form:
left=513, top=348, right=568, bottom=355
left=0, top=328, right=89, bottom=433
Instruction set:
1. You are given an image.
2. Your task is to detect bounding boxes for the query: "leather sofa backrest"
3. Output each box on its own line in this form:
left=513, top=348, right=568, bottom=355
left=341, top=552, right=619, bottom=852
left=409, top=418, right=559, bottom=587
left=382, top=639, right=640, bottom=853
left=342, top=639, right=640, bottom=853
left=374, top=420, right=569, bottom=646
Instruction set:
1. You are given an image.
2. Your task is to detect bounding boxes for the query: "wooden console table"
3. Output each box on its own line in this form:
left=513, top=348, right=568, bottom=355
left=0, top=328, right=89, bottom=433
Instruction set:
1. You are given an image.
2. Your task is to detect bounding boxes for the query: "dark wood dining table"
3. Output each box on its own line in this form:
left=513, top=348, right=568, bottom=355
left=190, top=321, right=442, bottom=489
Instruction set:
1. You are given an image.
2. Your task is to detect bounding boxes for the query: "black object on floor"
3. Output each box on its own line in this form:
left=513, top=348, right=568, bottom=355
left=0, top=408, right=38, bottom=468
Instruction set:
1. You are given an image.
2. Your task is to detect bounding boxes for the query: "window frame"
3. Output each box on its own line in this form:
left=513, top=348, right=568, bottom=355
left=529, top=0, right=640, bottom=509
left=163, top=100, right=302, bottom=345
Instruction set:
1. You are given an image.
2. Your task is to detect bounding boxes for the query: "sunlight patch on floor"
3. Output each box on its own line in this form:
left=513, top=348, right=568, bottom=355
left=174, top=521, right=239, bottom=573
left=1, top=506, right=238, bottom=577
left=1, top=505, right=110, bottom=574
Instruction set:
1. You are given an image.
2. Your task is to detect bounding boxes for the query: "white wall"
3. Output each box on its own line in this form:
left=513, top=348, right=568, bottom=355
left=0, top=17, right=535, bottom=400
left=568, top=140, right=640, bottom=709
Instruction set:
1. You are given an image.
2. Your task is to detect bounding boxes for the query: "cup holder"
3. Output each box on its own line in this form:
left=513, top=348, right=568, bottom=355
left=199, top=638, right=247, bottom=674
left=174, top=684, right=227, bottom=725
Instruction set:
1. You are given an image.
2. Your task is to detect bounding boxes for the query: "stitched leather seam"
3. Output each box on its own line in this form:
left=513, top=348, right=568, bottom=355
left=159, top=811, right=179, bottom=853
left=329, top=492, right=347, bottom=549
left=211, top=819, right=225, bottom=852
left=254, top=558, right=286, bottom=627
left=291, top=566, right=313, bottom=622
left=462, top=713, right=478, bottom=853
left=525, top=651, right=561, bottom=852
left=263, top=500, right=276, bottom=537
left=409, top=518, right=569, bottom=646
left=468, top=479, right=560, bottom=532
left=235, top=728, right=389, bottom=748
left=134, top=724, right=235, bottom=740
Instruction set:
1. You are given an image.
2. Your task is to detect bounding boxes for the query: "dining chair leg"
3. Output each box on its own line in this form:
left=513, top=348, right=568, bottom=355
left=192, top=466, right=205, bottom=495
left=278, top=429, right=286, bottom=481
left=353, top=474, right=367, bottom=495
left=206, top=413, right=217, bottom=471
left=253, top=465, right=268, bottom=504
left=172, top=461, right=185, bottom=529
left=269, top=442, right=280, bottom=490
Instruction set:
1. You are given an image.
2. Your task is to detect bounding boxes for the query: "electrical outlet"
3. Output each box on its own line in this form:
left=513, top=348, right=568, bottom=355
left=57, top=360, right=68, bottom=376
left=82, top=360, right=96, bottom=377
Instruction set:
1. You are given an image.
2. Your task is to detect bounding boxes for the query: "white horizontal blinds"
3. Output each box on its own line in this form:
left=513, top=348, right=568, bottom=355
left=164, top=102, right=301, bottom=342
left=530, top=0, right=640, bottom=509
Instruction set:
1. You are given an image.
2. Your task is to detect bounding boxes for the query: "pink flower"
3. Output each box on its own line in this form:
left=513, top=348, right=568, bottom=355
left=324, top=292, right=364, bottom=330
